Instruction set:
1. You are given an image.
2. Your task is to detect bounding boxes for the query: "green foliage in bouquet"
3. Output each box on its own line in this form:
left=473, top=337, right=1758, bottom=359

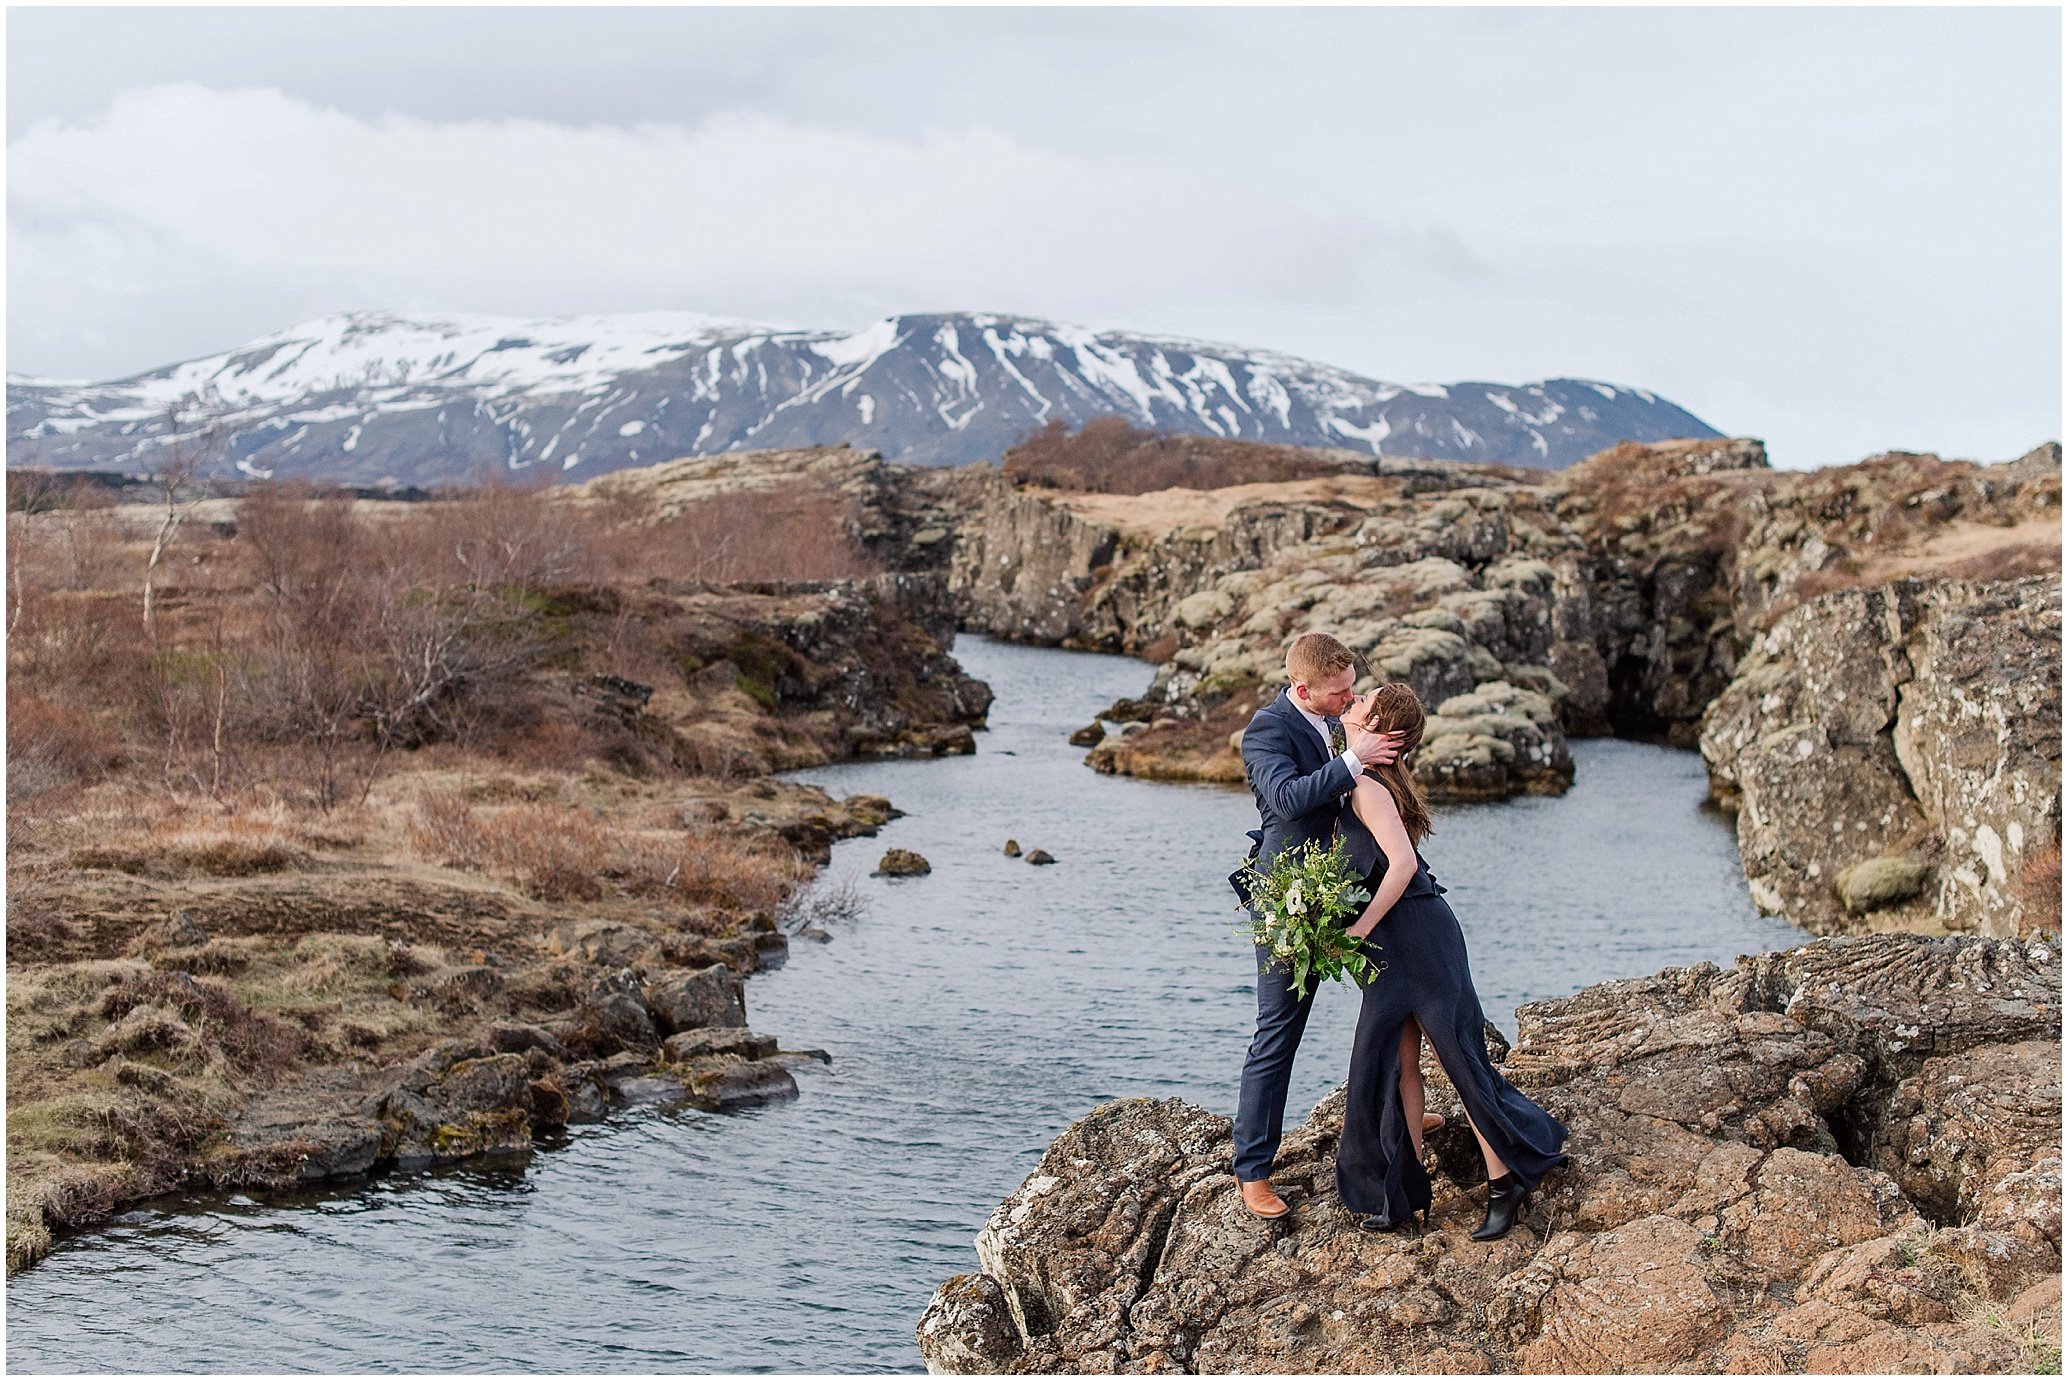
left=1236, top=835, right=1379, bottom=999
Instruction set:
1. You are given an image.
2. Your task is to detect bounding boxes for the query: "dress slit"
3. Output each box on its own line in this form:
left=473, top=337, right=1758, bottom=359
left=1333, top=856, right=1568, bottom=1222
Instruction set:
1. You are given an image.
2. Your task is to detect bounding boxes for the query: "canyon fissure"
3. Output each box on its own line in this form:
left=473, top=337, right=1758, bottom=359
left=8, top=433, right=2060, bottom=1374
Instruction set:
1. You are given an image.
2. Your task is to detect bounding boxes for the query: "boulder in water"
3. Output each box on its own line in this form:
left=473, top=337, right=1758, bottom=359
left=662, top=1027, right=779, bottom=1062
left=876, top=848, right=932, bottom=877
left=1024, top=849, right=1056, bottom=865
left=688, top=1058, right=798, bottom=1111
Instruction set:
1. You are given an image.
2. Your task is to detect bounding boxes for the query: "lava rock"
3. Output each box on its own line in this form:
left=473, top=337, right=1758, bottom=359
left=876, top=848, right=932, bottom=877
left=662, top=1027, right=780, bottom=1061
left=687, top=1059, right=799, bottom=1112
left=1837, top=856, right=1930, bottom=914
left=918, top=1273, right=1025, bottom=1373
left=480, top=1020, right=571, bottom=1062
left=579, top=992, right=661, bottom=1055
left=379, top=1052, right=535, bottom=1169
left=643, top=965, right=748, bottom=1035
left=918, top=933, right=2062, bottom=1375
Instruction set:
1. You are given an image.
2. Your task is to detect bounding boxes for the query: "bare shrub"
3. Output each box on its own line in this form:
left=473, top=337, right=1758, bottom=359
left=778, top=868, right=870, bottom=933
left=148, top=818, right=304, bottom=877
left=238, top=480, right=363, bottom=602
left=408, top=789, right=792, bottom=908
left=9, top=507, right=131, bottom=594
left=7, top=469, right=117, bottom=515
left=7, top=692, right=118, bottom=806
left=619, top=827, right=796, bottom=912
left=406, top=791, right=482, bottom=866
left=393, top=474, right=584, bottom=588
left=8, top=589, right=151, bottom=706
left=406, top=793, right=608, bottom=901
left=482, top=804, right=610, bottom=902
left=238, top=477, right=571, bottom=766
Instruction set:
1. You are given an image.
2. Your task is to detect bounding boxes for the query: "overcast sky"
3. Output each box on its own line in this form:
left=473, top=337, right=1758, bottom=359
left=8, top=6, right=2060, bottom=468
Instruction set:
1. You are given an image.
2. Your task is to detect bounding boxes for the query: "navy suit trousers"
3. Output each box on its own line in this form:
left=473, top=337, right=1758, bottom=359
left=1232, top=939, right=1317, bottom=1182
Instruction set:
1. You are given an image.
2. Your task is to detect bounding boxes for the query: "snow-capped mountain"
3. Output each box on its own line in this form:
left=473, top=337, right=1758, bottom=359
left=7, top=310, right=1720, bottom=483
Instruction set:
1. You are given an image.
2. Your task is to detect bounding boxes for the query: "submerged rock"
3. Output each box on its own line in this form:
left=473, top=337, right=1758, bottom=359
left=917, top=933, right=2062, bottom=1375
left=1024, top=850, right=1056, bottom=866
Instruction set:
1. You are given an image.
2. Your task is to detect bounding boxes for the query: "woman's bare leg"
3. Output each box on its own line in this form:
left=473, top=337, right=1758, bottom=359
left=1418, top=1042, right=1512, bottom=1182
left=1398, top=1018, right=1427, bottom=1161
left=1468, top=1118, right=1511, bottom=1182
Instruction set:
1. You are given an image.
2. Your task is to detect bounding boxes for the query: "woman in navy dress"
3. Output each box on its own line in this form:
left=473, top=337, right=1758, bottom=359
left=1332, top=683, right=1569, bottom=1238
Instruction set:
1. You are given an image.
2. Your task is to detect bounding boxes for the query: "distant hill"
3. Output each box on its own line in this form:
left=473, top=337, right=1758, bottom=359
left=6, top=310, right=1722, bottom=484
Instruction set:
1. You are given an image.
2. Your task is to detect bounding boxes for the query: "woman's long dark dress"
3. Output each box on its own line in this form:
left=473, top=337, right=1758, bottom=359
left=1333, top=841, right=1569, bottom=1224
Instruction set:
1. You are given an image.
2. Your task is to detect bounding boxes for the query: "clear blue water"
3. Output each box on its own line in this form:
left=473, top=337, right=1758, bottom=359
left=5, top=636, right=1801, bottom=1372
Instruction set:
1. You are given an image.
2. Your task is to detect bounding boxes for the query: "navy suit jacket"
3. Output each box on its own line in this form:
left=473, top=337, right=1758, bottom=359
left=1239, top=690, right=1379, bottom=884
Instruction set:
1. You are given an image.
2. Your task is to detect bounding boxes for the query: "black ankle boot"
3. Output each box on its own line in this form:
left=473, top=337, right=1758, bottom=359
left=1471, top=1173, right=1526, bottom=1241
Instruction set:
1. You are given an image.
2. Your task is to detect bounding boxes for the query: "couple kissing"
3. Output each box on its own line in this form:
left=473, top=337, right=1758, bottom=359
left=1231, top=631, right=1569, bottom=1238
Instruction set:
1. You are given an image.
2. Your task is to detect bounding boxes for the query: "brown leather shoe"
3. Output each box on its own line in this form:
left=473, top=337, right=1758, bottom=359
left=1239, top=1179, right=1291, bottom=1219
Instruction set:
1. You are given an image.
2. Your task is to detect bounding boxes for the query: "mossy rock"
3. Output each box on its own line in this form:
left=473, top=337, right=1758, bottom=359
left=1837, top=856, right=1928, bottom=914
left=875, top=848, right=932, bottom=877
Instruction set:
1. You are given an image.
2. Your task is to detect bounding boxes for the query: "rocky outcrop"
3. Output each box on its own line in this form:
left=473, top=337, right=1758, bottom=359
left=569, top=443, right=968, bottom=575
left=918, top=933, right=2062, bottom=1374
left=944, top=436, right=2060, bottom=924
left=954, top=463, right=1588, bottom=802
left=1701, top=575, right=2061, bottom=936
left=1553, top=438, right=2060, bottom=744
left=201, top=956, right=821, bottom=1192
left=625, top=569, right=992, bottom=768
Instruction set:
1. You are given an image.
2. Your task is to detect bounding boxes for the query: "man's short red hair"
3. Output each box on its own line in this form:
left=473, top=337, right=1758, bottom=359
left=1286, top=632, right=1356, bottom=686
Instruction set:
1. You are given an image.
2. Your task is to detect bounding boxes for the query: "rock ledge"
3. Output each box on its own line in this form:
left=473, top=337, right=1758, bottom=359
left=918, top=933, right=2061, bottom=1374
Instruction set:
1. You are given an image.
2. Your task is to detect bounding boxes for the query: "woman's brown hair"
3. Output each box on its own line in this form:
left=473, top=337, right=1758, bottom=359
left=1353, top=682, right=1434, bottom=845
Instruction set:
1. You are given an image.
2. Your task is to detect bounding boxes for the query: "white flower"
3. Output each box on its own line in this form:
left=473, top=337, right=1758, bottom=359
left=1284, top=882, right=1307, bottom=916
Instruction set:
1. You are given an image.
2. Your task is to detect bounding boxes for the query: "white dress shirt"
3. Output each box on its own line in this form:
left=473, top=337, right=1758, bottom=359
left=1291, top=698, right=1364, bottom=781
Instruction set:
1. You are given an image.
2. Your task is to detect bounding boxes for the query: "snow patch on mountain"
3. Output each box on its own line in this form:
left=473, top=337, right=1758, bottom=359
left=8, top=309, right=1722, bottom=483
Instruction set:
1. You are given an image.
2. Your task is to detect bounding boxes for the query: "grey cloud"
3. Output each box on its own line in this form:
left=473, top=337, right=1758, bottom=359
left=4, top=7, right=2058, bottom=467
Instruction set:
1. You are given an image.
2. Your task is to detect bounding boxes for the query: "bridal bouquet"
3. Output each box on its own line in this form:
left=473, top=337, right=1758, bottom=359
left=1235, top=836, right=1379, bottom=999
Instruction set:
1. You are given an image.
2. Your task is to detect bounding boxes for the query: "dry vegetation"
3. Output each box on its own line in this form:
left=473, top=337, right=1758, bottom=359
left=1555, top=440, right=2064, bottom=631
left=1004, top=416, right=1366, bottom=494
left=4, top=464, right=946, bottom=1273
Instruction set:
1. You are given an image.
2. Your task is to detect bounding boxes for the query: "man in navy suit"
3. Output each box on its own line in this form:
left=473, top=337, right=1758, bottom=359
left=1233, top=631, right=1402, bottom=1219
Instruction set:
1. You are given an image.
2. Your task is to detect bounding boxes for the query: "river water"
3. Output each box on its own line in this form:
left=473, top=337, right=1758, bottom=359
left=7, top=637, right=1800, bottom=1373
